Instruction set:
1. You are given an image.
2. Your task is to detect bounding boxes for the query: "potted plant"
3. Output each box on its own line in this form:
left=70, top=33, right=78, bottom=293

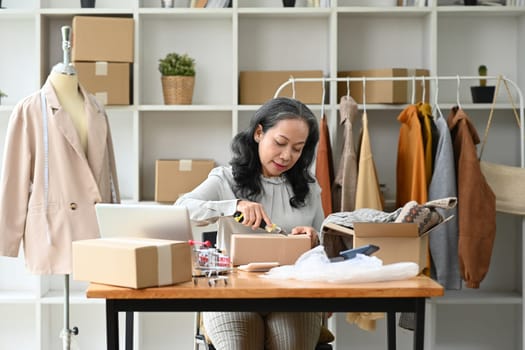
left=471, top=65, right=495, bottom=103
left=0, top=90, right=7, bottom=105
left=158, top=52, right=196, bottom=105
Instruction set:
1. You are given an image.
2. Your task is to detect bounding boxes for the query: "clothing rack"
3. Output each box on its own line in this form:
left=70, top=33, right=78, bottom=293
left=275, top=74, right=525, bottom=349
left=274, top=74, right=524, bottom=166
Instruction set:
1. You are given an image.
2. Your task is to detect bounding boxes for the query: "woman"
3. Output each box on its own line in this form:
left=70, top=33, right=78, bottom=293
left=175, top=97, right=324, bottom=350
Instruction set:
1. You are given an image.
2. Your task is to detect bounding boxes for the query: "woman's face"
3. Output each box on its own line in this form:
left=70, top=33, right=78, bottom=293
left=254, top=118, right=309, bottom=177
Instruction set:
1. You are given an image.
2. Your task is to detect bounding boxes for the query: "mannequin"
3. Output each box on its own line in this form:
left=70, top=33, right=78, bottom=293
left=0, top=26, right=120, bottom=350
left=49, top=66, right=88, bottom=154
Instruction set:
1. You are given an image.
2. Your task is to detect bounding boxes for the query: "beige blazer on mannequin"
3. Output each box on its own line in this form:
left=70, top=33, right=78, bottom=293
left=0, top=78, right=120, bottom=274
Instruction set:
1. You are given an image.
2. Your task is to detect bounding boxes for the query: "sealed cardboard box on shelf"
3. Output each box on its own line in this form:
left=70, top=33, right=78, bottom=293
left=239, top=70, right=324, bottom=105
left=155, top=159, right=215, bottom=203
left=322, top=221, right=437, bottom=273
left=337, top=68, right=430, bottom=104
left=230, top=233, right=311, bottom=266
left=72, top=16, right=134, bottom=63
left=72, top=237, right=192, bottom=289
left=75, top=61, right=131, bottom=105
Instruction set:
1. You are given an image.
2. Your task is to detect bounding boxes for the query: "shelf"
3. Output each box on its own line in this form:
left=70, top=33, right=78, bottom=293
left=139, top=104, right=233, bottom=112
left=337, top=6, right=432, bottom=15
left=0, top=290, right=39, bottom=303
left=238, top=7, right=331, bottom=17
left=432, top=290, right=523, bottom=305
left=41, top=290, right=104, bottom=305
left=39, top=8, right=134, bottom=16
left=139, top=7, right=234, bottom=18
left=437, top=6, right=525, bottom=16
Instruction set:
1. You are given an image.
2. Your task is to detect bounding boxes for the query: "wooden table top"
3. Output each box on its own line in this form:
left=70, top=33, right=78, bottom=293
left=87, top=271, right=444, bottom=300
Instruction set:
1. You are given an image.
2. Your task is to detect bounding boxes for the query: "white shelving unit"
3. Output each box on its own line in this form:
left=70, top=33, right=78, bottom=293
left=0, top=0, right=523, bottom=349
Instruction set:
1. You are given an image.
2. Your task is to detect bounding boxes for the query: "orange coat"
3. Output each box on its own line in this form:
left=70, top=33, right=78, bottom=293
left=396, top=105, right=427, bottom=207
left=316, top=115, right=334, bottom=216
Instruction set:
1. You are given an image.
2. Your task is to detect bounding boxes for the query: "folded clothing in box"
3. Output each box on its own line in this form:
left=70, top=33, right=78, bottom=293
left=72, top=237, right=192, bottom=289
left=230, top=233, right=311, bottom=266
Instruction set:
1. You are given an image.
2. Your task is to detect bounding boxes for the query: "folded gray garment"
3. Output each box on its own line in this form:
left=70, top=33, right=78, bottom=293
left=321, top=197, right=457, bottom=234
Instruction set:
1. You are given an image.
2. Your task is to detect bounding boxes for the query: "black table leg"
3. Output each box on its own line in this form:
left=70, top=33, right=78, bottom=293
left=387, top=311, right=396, bottom=350
left=413, top=300, right=426, bottom=350
left=126, top=311, right=134, bottom=350
left=106, top=300, right=119, bottom=350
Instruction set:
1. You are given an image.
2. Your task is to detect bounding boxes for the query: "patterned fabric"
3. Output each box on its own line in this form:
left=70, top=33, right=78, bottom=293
left=394, top=200, right=443, bottom=235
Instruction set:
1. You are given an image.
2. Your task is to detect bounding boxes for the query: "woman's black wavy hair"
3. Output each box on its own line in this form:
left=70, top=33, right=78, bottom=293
left=230, top=97, right=319, bottom=208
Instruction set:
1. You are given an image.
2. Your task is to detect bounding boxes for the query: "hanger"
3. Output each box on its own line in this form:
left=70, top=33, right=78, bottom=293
left=290, top=76, right=296, bottom=99
left=321, top=77, right=326, bottom=119
left=456, top=75, right=462, bottom=109
left=421, top=78, right=426, bottom=104
left=433, top=77, right=444, bottom=119
left=362, top=77, right=367, bottom=115
left=411, top=76, right=416, bottom=105
left=346, top=77, right=350, bottom=98
left=52, top=26, right=76, bottom=76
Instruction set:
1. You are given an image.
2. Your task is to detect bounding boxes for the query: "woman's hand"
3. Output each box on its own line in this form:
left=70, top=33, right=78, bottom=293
left=235, top=200, right=273, bottom=231
left=290, top=226, right=320, bottom=247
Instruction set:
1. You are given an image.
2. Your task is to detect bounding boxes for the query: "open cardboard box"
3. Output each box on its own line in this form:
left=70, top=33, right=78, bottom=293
left=322, top=217, right=452, bottom=273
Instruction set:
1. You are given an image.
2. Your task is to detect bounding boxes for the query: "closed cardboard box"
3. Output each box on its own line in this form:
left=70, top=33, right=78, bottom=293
left=155, top=159, right=215, bottom=203
left=72, top=16, right=134, bottom=63
left=72, top=237, right=192, bottom=289
left=322, top=222, right=433, bottom=273
left=337, top=68, right=430, bottom=104
left=75, top=61, right=131, bottom=105
left=239, top=70, right=324, bottom=105
left=230, top=233, right=311, bottom=266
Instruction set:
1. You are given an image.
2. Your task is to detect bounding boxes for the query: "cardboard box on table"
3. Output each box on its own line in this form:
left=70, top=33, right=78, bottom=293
left=72, top=16, right=134, bottom=63
left=74, top=61, right=131, bottom=105
left=337, top=68, right=430, bottom=104
left=230, top=233, right=311, bottom=266
left=239, top=70, right=324, bottom=105
left=155, top=159, right=215, bottom=203
left=322, top=221, right=441, bottom=273
left=72, top=237, right=192, bottom=289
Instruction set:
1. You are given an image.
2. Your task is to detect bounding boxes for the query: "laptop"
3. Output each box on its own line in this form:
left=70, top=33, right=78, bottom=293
left=94, top=203, right=194, bottom=242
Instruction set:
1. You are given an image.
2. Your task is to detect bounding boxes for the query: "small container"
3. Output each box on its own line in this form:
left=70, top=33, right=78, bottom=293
left=161, top=0, right=175, bottom=7
left=471, top=86, right=495, bottom=103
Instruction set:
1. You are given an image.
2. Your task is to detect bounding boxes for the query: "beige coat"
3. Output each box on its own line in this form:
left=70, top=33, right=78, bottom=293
left=0, top=79, right=120, bottom=274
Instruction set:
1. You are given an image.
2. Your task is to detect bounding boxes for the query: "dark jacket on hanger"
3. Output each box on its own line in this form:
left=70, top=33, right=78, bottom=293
left=448, top=107, right=495, bottom=289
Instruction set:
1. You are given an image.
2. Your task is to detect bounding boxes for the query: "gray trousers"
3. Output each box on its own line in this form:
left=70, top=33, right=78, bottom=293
left=202, top=311, right=322, bottom=350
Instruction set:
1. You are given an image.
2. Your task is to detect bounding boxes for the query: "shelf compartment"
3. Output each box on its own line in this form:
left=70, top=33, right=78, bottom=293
left=139, top=16, right=233, bottom=106
left=139, top=111, right=232, bottom=201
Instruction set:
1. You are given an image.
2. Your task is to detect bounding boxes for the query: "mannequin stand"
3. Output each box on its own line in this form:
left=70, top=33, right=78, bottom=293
left=61, top=274, right=78, bottom=350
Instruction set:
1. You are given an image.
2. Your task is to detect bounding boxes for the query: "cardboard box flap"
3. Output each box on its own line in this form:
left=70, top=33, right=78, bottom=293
left=323, top=214, right=454, bottom=239
left=353, top=222, right=420, bottom=237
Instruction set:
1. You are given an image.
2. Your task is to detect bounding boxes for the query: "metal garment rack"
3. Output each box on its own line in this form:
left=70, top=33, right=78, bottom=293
left=275, top=74, right=525, bottom=349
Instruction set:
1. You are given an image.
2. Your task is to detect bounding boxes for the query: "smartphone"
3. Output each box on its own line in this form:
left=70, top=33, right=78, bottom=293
left=339, top=244, right=380, bottom=260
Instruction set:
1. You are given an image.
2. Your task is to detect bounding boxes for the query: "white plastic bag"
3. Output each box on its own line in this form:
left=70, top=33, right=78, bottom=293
left=262, top=245, right=419, bottom=283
